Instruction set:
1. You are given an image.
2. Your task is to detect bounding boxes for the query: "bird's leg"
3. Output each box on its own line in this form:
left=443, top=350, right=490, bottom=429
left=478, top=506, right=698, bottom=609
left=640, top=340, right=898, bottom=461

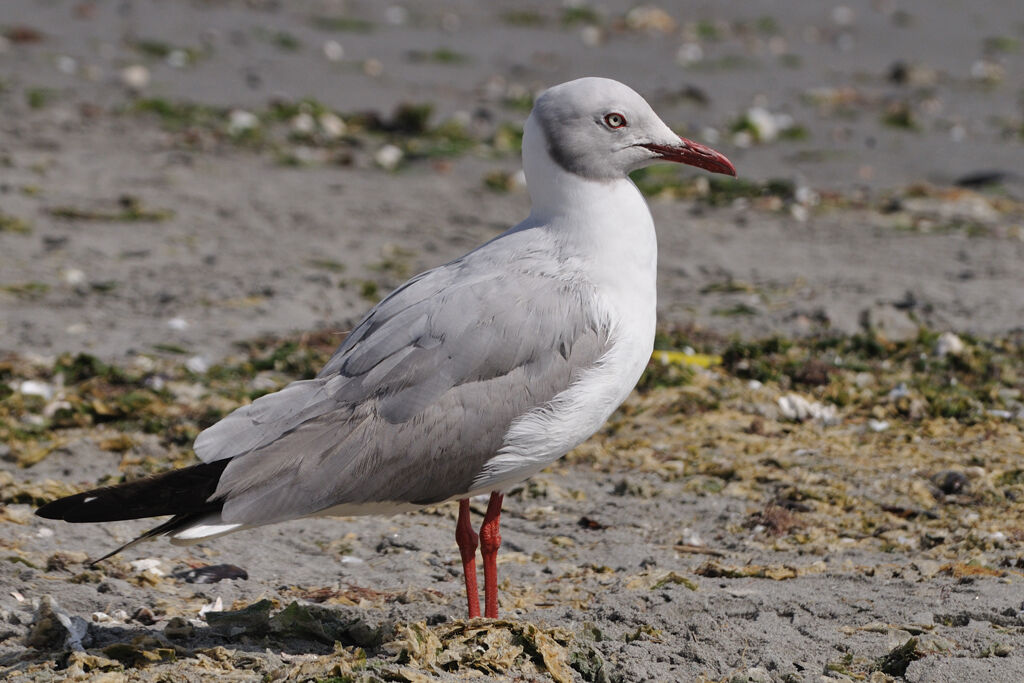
left=455, top=498, right=480, bottom=618
left=479, top=491, right=504, bottom=619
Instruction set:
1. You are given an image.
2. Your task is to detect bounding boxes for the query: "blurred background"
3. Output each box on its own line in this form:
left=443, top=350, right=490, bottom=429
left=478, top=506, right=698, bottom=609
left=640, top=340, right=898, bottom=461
left=1, top=0, right=1022, bottom=360
left=2, top=4, right=1024, bottom=680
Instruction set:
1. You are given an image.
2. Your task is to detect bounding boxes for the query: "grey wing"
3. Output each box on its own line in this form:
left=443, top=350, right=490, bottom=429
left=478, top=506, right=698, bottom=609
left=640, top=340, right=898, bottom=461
left=194, top=255, right=609, bottom=526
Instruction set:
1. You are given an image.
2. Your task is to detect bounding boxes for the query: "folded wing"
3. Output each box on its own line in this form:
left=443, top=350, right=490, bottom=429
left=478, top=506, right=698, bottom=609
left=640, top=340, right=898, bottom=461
left=193, top=243, right=610, bottom=526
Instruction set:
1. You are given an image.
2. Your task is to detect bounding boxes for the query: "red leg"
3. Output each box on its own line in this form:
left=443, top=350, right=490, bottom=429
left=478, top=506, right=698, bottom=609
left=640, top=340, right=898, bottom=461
left=479, top=491, right=504, bottom=619
left=455, top=498, right=480, bottom=618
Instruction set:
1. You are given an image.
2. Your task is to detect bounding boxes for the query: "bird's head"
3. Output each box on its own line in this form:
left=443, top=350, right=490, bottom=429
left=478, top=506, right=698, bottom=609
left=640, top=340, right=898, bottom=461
left=527, top=77, right=735, bottom=181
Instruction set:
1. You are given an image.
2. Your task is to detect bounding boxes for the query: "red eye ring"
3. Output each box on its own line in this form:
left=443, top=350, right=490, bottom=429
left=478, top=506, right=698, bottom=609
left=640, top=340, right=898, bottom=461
left=604, top=112, right=627, bottom=129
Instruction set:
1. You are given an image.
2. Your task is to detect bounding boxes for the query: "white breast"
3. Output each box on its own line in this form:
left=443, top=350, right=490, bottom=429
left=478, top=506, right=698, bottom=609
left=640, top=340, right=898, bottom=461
left=469, top=292, right=654, bottom=494
left=470, top=177, right=658, bottom=494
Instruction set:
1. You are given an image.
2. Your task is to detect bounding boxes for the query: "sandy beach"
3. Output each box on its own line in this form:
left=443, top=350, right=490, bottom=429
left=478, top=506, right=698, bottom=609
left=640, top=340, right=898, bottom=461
left=1, top=1, right=1023, bottom=680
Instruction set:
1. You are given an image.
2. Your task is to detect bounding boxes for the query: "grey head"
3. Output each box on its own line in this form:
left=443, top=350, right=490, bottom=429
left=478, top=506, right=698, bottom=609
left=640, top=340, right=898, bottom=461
left=529, top=77, right=735, bottom=181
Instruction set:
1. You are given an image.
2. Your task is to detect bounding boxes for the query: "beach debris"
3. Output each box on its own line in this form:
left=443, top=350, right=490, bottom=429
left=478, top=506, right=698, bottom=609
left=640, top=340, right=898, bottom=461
left=205, top=599, right=270, bottom=637
left=875, top=637, right=923, bottom=676
left=185, top=355, right=210, bottom=374
left=227, top=109, right=259, bottom=136
left=290, top=111, right=316, bottom=135
left=18, top=380, right=54, bottom=400
left=895, top=192, right=1000, bottom=224
left=867, top=418, right=890, bottom=432
left=26, top=595, right=89, bottom=651
left=861, top=305, right=918, bottom=342
left=102, top=641, right=176, bottom=667
left=580, top=25, right=603, bottom=47
left=56, top=55, right=77, bottom=75
left=119, top=64, right=150, bottom=90
left=679, top=527, right=705, bottom=547
left=203, top=599, right=394, bottom=647
left=625, top=5, right=677, bottom=34
left=49, top=196, right=174, bottom=222
left=61, top=268, right=86, bottom=286
left=378, top=619, right=575, bottom=682
left=375, top=144, right=404, bottom=170
left=777, top=393, right=839, bottom=425
left=970, top=59, right=1004, bottom=84
left=676, top=42, right=703, bottom=65
left=934, top=332, right=965, bottom=358
left=363, top=57, right=383, bottom=76
left=730, top=107, right=802, bottom=146
left=318, top=111, right=346, bottom=138
left=730, top=667, right=772, bottom=683
left=46, top=550, right=89, bottom=571
left=198, top=596, right=223, bottom=619
left=0, top=210, right=32, bottom=234
left=63, top=651, right=122, bottom=675
left=132, top=607, right=157, bottom=625
left=129, top=558, right=165, bottom=576
left=166, top=49, right=190, bottom=68
left=626, top=570, right=698, bottom=591
left=931, top=470, right=969, bottom=495
left=163, top=616, right=195, bottom=639
left=322, top=39, right=344, bottom=61
left=888, top=61, right=938, bottom=87
left=696, top=560, right=826, bottom=580
left=172, top=563, right=249, bottom=584
left=5, top=25, right=45, bottom=44
left=652, top=348, right=722, bottom=369
left=954, top=170, right=1015, bottom=189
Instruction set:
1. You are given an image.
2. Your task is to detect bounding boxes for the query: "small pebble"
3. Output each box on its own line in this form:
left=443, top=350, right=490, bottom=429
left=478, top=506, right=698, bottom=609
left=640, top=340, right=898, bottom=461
left=867, top=419, right=889, bottom=432
left=322, top=39, right=344, bottom=61
left=132, top=607, right=157, bottom=625
left=164, top=616, right=195, bottom=639
left=676, top=43, right=703, bottom=65
left=119, top=64, right=150, bottom=90
left=934, top=332, right=964, bottom=357
left=56, top=55, right=77, bottom=75
left=832, top=6, right=854, bottom=26
left=198, top=596, right=223, bottom=618
left=62, top=268, right=86, bottom=285
left=385, top=6, right=409, bottom=25
left=129, top=558, right=164, bottom=575
left=932, top=470, right=969, bottom=495
left=580, top=26, right=603, bottom=47
left=319, top=112, right=346, bottom=138
left=19, top=380, right=53, bottom=400
left=227, top=109, right=259, bottom=135
left=290, top=112, right=316, bottom=135
left=166, top=49, right=189, bottom=68
left=375, top=144, right=403, bottom=170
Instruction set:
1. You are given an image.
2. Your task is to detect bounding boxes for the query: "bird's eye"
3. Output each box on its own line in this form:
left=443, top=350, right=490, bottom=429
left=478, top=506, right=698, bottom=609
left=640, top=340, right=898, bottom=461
left=603, top=112, right=627, bottom=129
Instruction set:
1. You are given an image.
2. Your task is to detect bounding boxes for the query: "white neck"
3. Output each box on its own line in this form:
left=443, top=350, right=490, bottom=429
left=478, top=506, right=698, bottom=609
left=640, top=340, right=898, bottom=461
left=522, top=114, right=643, bottom=223
left=520, top=113, right=658, bottom=300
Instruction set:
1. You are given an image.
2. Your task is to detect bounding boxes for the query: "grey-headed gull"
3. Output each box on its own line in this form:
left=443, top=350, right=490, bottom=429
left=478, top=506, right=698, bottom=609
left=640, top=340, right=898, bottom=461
left=37, top=77, right=735, bottom=619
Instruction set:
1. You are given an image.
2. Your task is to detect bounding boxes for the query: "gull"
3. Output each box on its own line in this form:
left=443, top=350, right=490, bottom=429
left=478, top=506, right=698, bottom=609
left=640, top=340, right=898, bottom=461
left=37, top=77, right=735, bottom=619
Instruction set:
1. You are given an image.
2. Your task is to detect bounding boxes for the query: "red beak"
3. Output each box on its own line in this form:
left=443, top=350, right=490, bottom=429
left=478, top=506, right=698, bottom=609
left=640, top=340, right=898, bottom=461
left=641, top=136, right=736, bottom=177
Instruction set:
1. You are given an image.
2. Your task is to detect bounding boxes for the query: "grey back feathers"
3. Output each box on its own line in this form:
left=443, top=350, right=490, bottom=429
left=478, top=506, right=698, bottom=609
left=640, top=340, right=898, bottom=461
left=194, top=227, right=610, bottom=525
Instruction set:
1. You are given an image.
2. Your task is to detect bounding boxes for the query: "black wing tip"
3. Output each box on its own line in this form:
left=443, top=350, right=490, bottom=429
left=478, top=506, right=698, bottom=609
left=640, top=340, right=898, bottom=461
left=34, top=503, right=60, bottom=520
left=34, top=489, right=124, bottom=523
left=32, top=459, right=231, bottom=524
left=35, top=495, right=82, bottom=520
